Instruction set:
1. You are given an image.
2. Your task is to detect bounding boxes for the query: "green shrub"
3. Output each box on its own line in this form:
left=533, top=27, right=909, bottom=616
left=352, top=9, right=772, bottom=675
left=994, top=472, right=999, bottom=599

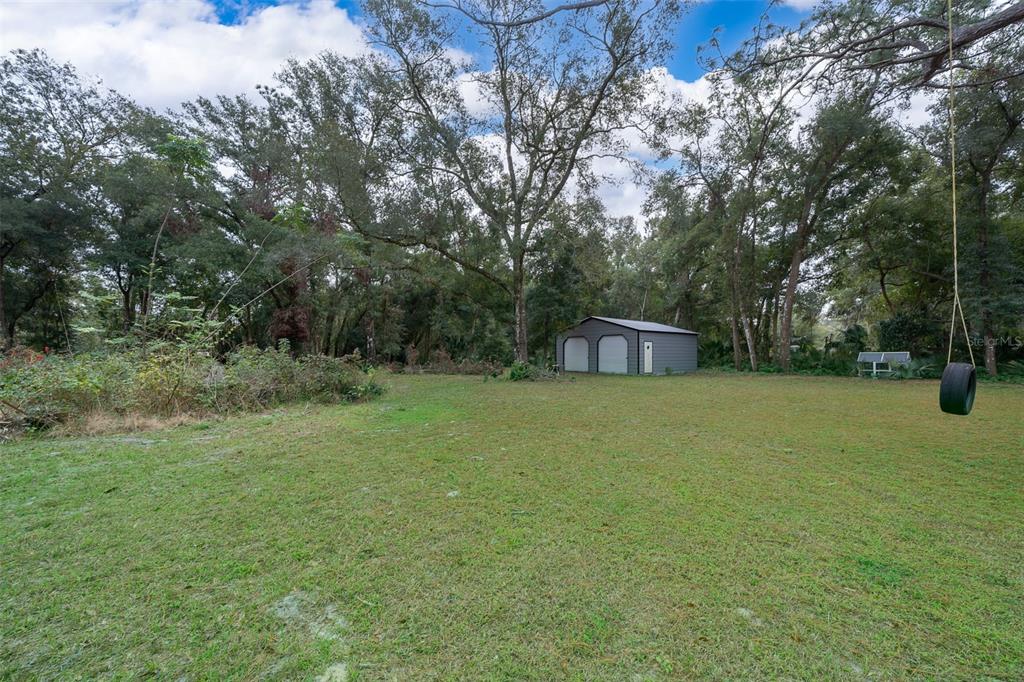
left=0, top=346, right=383, bottom=435
left=978, top=360, right=1024, bottom=383
left=999, top=360, right=1024, bottom=377
left=507, top=361, right=557, bottom=382
left=211, top=346, right=382, bottom=410
left=698, top=340, right=734, bottom=368
left=133, top=351, right=211, bottom=415
left=877, top=311, right=944, bottom=358
left=1, top=351, right=136, bottom=425
left=507, top=361, right=536, bottom=381
left=890, top=358, right=938, bottom=380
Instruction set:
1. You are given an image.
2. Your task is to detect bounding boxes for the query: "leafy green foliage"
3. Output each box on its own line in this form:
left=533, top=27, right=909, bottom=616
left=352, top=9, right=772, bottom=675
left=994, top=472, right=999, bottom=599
left=890, top=357, right=938, bottom=380
left=0, top=346, right=382, bottom=434
left=507, top=361, right=556, bottom=382
left=2, top=15, right=1023, bottom=377
left=877, top=309, right=946, bottom=358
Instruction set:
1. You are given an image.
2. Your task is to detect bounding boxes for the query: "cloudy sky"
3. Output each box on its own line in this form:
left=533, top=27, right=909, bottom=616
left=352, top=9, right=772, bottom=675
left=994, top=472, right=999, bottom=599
left=1, top=0, right=817, bottom=220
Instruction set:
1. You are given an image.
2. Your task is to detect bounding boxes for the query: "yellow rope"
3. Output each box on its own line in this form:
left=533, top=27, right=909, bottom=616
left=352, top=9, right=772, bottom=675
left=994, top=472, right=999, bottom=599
left=945, top=0, right=975, bottom=367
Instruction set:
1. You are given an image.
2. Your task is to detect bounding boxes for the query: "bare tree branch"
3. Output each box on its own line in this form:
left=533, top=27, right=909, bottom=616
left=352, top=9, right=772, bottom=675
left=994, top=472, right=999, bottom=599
left=747, top=0, right=1024, bottom=87
left=421, top=0, right=609, bottom=28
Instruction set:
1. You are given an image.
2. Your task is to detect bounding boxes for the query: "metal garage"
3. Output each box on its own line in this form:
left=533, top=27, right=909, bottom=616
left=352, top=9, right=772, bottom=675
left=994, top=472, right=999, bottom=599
left=555, top=316, right=698, bottom=375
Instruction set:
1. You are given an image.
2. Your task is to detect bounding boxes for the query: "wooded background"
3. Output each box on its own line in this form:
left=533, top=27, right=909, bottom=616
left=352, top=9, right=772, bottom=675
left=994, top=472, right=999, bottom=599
left=2, top=0, right=1021, bottom=374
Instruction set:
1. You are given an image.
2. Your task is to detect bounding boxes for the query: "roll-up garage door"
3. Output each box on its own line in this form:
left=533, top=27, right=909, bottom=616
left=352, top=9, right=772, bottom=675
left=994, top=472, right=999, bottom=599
left=598, top=335, right=628, bottom=374
left=563, top=337, right=589, bottom=372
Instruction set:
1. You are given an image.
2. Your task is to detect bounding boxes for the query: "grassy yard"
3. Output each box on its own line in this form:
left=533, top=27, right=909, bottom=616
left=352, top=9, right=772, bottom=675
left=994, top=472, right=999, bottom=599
left=2, top=373, right=1022, bottom=680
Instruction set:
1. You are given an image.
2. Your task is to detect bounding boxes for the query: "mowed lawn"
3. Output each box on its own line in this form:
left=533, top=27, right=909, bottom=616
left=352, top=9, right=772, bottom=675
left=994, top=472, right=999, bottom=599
left=2, top=373, right=1022, bottom=680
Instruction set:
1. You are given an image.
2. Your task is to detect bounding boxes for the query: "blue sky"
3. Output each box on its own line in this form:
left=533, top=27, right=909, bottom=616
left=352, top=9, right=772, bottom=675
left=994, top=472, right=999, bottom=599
left=1, top=0, right=812, bottom=108
left=669, top=1, right=808, bottom=79
left=209, top=0, right=810, bottom=81
left=0, top=0, right=813, bottom=220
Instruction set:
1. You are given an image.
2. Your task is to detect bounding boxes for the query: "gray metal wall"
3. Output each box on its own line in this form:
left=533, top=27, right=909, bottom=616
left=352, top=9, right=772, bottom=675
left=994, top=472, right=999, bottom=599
left=556, top=318, right=639, bottom=374
left=556, top=321, right=698, bottom=375
left=638, top=331, right=698, bottom=375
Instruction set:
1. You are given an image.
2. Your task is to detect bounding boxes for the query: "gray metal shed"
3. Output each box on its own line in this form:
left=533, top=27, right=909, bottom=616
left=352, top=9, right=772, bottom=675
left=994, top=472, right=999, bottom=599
left=555, top=316, right=698, bottom=375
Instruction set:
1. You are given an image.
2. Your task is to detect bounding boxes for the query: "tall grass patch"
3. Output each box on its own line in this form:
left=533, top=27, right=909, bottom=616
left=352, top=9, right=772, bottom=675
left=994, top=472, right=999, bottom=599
left=0, top=346, right=382, bottom=436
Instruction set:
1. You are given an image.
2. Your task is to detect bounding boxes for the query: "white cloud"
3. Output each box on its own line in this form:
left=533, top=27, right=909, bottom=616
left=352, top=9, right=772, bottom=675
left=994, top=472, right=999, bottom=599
left=591, top=157, right=648, bottom=221
left=453, top=66, right=711, bottom=223
left=0, top=3, right=714, bottom=225
left=456, top=72, right=497, bottom=117
left=0, top=0, right=367, bottom=110
left=597, top=68, right=711, bottom=219
left=778, top=0, right=818, bottom=10
left=648, top=66, right=713, bottom=106
left=901, top=91, right=936, bottom=128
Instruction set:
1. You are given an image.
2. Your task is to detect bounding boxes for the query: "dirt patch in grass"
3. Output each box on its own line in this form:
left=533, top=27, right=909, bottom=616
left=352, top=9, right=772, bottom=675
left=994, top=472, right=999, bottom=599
left=271, top=590, right=349, bottom=643
left=61, top=411, right=204, bottom=437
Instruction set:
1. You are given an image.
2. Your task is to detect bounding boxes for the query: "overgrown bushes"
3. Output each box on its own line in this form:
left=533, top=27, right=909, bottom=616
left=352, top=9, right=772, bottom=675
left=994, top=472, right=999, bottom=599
left=0, top=346, right=382, bottom=436
left=398, top=346, right=503, bottom=376
left=507, top=361, right=558, bottom=381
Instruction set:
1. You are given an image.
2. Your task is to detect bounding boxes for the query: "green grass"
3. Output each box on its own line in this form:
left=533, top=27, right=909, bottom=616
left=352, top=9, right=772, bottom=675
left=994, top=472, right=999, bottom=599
left=2, top=373, right=1022, bottom=680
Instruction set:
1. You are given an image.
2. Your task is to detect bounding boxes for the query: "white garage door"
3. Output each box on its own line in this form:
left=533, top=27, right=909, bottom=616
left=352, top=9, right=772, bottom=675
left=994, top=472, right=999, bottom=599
left=563, top=337, right=589, bottom=372
left=598, top=335, right=628, bottom=374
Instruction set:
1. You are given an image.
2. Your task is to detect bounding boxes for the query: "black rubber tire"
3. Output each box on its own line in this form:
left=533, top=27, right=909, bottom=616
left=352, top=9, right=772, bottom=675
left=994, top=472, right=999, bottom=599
left=940, top=362, right=976, bottom=415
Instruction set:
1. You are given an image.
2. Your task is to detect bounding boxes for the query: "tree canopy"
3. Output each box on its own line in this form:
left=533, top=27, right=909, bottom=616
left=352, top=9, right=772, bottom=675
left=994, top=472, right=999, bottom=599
left=1, top=0, right=1022, bottom=374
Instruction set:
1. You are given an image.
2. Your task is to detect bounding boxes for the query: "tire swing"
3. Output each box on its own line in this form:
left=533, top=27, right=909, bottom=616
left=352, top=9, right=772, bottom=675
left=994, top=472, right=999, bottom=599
left=939, top=0, right=976, bottom=416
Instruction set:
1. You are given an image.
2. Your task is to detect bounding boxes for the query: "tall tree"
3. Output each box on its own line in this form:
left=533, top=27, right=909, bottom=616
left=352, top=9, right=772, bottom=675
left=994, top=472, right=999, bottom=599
left=363, top=0, right=680, bottom=360
left=0, top=49, right=137, bottom=347
left=775, top=86, right=900, bottom=371
left=937, top=70, right=1024, bottom=374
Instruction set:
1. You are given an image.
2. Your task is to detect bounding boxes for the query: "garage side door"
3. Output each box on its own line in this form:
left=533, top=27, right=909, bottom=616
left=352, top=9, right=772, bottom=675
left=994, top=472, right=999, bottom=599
left=598, top=335, right=628, bottom=374
left=563, top=337, right=589, bottom=372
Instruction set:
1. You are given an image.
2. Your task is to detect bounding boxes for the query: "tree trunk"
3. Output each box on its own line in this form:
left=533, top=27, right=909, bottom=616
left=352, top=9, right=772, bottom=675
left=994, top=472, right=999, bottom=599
left=778, top=219, right=813, bottom=372
left=322, top=307, right=336, bottom=357
left=778, top=259, right=800, bottom=372
left=756, top=295, right=772, bottom=361
left=727, top=224, right=746, bottom=370
left=729, top=312, right=743, bottom=370
left=878, top=269, right=895, bottom=314
left=770, top=285, right=782, bottom=362
left=512, top=258, right=528, bottom=363
left=121, top=288, right=134, bottom=334
left=977, top=177, right=998, bottom=376
left=0, top=255, right=8, bottom=350
left=365, top=316, right=376, bottom=363
left=676, top=270, right=692, bottom=329
left=741, top=307, right=758, bottom=372
left=728, top=269, right=743, bottom=370
left=983, top=332, right=996, bottom=374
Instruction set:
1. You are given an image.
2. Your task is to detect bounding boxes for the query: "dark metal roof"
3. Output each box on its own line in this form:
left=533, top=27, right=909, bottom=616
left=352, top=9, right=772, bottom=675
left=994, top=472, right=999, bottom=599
left=585, top=316, right=698, bottom=335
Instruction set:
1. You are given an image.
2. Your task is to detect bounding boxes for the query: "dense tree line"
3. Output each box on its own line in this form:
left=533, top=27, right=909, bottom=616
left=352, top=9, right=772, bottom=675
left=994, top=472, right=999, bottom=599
left=1, top=0, right=1021, bottom=373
